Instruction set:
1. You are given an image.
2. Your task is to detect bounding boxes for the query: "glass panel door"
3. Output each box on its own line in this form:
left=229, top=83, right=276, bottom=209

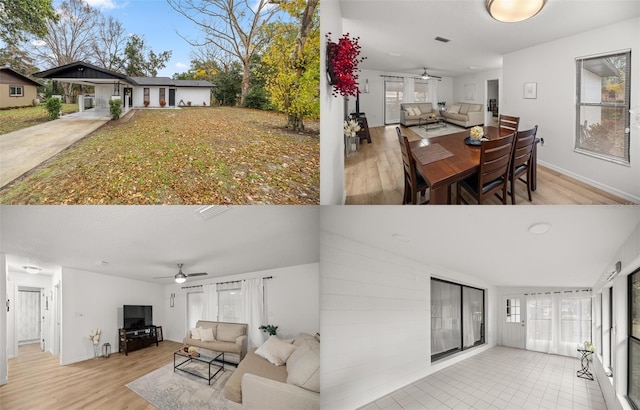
left=384, top=79, right=403, bottom=124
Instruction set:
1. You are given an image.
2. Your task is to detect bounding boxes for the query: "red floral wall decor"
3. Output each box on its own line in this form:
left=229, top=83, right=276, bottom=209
left=326, top=32, right=366, bottom=98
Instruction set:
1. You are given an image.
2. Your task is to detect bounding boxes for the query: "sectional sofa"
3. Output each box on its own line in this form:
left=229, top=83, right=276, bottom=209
left=441, top=102, right=484, bottom=127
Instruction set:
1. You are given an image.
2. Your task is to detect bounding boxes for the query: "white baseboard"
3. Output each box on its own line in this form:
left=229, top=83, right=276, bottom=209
left=0, top=377, right=6, bottom=386
left=538, top=160, right=640, bottom=204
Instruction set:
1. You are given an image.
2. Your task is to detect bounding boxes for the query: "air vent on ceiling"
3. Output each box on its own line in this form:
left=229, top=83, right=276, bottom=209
left=435, top=36, right=450, bottom=43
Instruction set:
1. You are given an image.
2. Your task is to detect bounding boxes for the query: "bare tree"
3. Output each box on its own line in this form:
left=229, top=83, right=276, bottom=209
left=92, top=15, right=128, bottom=72
left=167, top=0, right=280, bottom=106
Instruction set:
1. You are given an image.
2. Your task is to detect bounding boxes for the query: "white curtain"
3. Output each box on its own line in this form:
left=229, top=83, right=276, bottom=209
left=201, top=283, right=218, bottom=320
left=241, top=278, right=265, bottom=349
left=463, top=287, right=483, bottom=348
left=526, top=290, right=592, bottom=356
left=428, top=80, right=438, bottom=105
left=17, top=290, right=40, bottom=342
left=431, top=281, right=461, bottom=355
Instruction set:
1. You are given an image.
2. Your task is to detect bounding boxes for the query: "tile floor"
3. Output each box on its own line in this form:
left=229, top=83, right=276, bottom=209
left=360, top=346, right=607, bottom=410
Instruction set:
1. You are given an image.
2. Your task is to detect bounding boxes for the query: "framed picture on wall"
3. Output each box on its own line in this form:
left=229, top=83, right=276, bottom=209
left=524, top=82, right=537, bottom=99
left=464, top=84, right=475, bottom=100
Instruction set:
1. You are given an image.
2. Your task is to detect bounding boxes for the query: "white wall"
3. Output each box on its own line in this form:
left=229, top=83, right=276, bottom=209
left=591, top=222, right=640, bottom=410
left=0, top=253, right=7, bottom=386
left=502, top=17, right=640, bottom=203
left=320, top=0, right=345, bottom=205
left=320, top=231, right=497, bottom=410
left=451, top=69, right=502, bottom=126
left=349, top=69, right=454, bottom=128
left=162, top=263, right=319, bottom=343
left=60, top=267, right=164, bottom=365
left=176, top=88, right=210, bottom=107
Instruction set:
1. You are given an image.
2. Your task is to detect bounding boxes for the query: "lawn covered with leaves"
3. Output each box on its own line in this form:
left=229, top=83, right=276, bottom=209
left=0, top=107, right=319, bottom=204
left=0, top=104, right=78, bottom=134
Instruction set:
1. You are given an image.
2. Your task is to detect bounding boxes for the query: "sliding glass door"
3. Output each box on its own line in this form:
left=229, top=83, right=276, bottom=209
left=628, top=268, right=640, bottom=409
left=431, top=278, right=485, bottom=361
left=384, top=79, right=403, bottom=124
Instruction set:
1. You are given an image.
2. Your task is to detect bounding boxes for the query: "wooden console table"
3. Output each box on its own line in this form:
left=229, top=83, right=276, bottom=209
left=351, top=113, right=371, bottom=144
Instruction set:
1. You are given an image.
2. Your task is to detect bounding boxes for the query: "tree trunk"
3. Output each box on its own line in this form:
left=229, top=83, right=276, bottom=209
left=240, top=58, right=251, bottom=107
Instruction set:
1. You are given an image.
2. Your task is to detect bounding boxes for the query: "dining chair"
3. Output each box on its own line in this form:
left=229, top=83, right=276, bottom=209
left=396, top=127, right=428, bottom=204
left=456, top=132, right=516, bottom=205
left=498, top=114, right=520, bottom=134
left=509, top=125, right=538, bottom=204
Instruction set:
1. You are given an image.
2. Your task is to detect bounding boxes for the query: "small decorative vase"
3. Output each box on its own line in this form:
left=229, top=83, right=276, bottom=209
left=345, top=135, right=359, bottom=157
left=93, top=343, right=99, bottom=359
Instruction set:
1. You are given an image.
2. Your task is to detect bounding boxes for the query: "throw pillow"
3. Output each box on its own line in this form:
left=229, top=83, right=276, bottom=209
left=200, top=327, right=215, bottom=342
left=413, top=106, right=422, bottom=115
left=217, top=323, right=244, bottom=342
left=286, top=348, right=320, bottom=393
left=405, top=107, right=415, bottom=116
left=459, top=104, right=470, bottom=114
left=448, top=105, right=460, bottom=114
left=190, top=327, right=201, bottom=340
left=255, top=335, right=298, bottom=366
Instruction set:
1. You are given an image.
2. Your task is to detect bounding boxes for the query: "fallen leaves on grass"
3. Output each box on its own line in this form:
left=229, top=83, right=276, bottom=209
left=0, top=107, right=319, bottom=204
left=0, top=104, right=78, bottom=135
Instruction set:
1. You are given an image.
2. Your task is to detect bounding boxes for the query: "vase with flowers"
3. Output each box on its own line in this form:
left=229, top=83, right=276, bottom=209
left=326, top=33, right=366, bottom=98
left=89, top=329, right=101, bottom=359
left=344, top=119, right=361, bottom=156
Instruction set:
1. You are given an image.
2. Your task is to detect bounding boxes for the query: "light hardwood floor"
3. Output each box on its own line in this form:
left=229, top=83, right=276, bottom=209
left=0, top=341, right=182, bottom=410
left=345, top=125, right=634, bottom=205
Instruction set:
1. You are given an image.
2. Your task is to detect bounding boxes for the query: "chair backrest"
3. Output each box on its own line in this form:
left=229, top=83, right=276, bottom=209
left=395, top=127, right=418, bottom=186
left=498, top=115, right=520, bottom=134
left=511, top=125, right=538, bottom=174
left=477, top=133, right=515, bottom=193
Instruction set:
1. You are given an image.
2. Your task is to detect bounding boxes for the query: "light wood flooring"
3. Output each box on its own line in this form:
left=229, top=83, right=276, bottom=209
left=0, top=341, right=182, bottom=410
left=345, top=125, right=634, bottom=205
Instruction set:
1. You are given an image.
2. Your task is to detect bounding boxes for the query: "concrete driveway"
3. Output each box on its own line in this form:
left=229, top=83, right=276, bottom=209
left=0, top=117, right=109, bottom=188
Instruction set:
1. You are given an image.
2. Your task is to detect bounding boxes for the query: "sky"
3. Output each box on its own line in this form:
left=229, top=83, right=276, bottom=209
left=82, top=0, right=203, bottom=77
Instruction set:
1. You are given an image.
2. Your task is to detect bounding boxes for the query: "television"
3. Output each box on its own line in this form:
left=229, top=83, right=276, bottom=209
left=123, top=305, right=153, bottom=329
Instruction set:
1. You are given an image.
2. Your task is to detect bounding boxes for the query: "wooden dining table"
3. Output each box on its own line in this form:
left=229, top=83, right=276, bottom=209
left=410, top=125, right=538, bottom=204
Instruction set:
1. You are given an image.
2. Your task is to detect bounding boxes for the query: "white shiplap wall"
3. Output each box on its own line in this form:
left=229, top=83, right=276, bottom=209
left=320, top=231, right=497, bottom=410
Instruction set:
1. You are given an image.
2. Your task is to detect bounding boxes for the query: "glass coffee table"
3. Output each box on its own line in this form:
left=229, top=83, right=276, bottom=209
left=420, top=115, right=447, bottom=130
left=174, top=349, right=224, bottom=385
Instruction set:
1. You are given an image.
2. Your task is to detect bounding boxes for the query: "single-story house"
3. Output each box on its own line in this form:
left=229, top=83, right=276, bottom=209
left=0, top=67, right=42, bottom=109
left=33, top=61, right=215, bottom=115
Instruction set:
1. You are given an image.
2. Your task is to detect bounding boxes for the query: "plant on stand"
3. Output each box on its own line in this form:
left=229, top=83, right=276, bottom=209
left=259, top=324, right=279, bottom=336
left=89, top=329, right=101, bottom=359
left=344, top=118, right=361, bottom=156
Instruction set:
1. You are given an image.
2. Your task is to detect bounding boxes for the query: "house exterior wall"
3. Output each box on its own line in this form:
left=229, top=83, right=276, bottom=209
left=0, top=83, right=37, bottom=108
left=176, top=88, right=210, bottom=106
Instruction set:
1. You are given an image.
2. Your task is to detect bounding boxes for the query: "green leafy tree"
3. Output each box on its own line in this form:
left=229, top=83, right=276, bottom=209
left=261, top=0, right=319, bottom=130
left=0, top=0, right=57, bottom=45
left=212, top=61, right=243, bottom=106
left=123, top=35, right=172, bottom=77
left=0, top=45, right=39, bottom=75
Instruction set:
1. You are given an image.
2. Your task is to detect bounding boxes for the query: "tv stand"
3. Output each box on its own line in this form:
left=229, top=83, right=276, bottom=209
left=119, top=326, right=158, bottom=355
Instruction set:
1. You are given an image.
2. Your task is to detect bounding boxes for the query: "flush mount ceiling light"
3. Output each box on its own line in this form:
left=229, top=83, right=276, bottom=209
left=174, top=271, right=187, bottom=284
left=528, top=222, right=551, bottom=235
left=486, top=0, right=546, bottom=23
left=23, top=265, right=42, bottom=274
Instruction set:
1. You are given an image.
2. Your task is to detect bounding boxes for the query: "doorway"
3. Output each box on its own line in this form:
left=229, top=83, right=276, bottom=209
left=16, top=288, right=42, bottom=347
left=487, top=79, right=499, bottom=126
left=384, top=79, right=403, bottom=124
left=169, top=89, right=176, bottom=107
left=502, top=295, right=525, bottom=349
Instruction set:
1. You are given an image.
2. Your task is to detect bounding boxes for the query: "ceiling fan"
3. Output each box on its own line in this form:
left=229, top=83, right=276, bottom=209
left=414, top=67, right=442, bottom=81
left=154, top=263, right=208, bottom=284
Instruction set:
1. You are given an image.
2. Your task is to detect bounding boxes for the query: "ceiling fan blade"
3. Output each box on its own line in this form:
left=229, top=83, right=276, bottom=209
left=153, top=275, right=175, bottom=279
left=186, top=272, right=208, bottom=277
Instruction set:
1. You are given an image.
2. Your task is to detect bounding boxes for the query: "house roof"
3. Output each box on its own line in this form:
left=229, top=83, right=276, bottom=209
left=33, top=62, right=216, bottom=88
left=0, top=67, right=42, bottom=87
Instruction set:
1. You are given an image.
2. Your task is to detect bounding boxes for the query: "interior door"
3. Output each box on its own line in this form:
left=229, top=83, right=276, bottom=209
left=502, top=296, right=525, bottom=349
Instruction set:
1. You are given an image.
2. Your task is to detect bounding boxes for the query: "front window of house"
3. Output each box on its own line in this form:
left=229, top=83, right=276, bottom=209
left=9, top=86, right=23, bottom=97
left=143, top=88, right=150, bottom=104
left=575, top=50, right=631, bottom=165
left=159, top=88, right=165, bottom=103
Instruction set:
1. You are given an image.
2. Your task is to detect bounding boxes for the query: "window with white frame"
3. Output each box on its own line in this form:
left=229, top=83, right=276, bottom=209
left=9, top=86, right=23, bottom=97
left=628, top=268, right=640, bottom=409
left=414, top=80, right=428, bottom=103
left=506, top=298, right=521, bottom=323
left=575, top=50, right=631, bottom=164
left=217, top=283, right=242, bottom=323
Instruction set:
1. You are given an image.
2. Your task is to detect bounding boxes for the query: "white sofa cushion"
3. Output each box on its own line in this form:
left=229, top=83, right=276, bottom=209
left=217, top=323, right=243, bottom=342
left=448, top=105, right=460, bottom=114
left=200, top=327, right=215, bottom=341
left=256, top=335, right=298, bottom=366
left=413, top=106, right=422, bottom=115
left=286, top=348, right=320, bottom=393
left=190, top=327, right=202, bottom=340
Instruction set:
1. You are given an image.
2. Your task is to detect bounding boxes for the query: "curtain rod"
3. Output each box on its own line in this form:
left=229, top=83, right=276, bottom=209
left=181, top=276, right=273, bottom=290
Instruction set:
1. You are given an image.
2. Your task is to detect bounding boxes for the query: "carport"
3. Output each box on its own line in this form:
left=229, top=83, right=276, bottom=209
left=33, top=61, right=135, bottom=118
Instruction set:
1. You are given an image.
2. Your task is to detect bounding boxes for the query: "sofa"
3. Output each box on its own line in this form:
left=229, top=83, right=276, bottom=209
left=183, top=320, right=248, bottom=364
left=224, top=332, right=320, bottom=409
left=441, top=102, right=484, bottom=127
left=400, top=102, right=438, bottom=127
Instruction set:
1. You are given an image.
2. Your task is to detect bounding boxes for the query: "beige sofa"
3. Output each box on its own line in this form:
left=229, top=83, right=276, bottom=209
left=183, top=320, right=248, bottom=363
left=400, top=102, right=437, bottom=127
left=224, top=333, right=320, bottom=409
left=441, top=102, right=484, bottom=127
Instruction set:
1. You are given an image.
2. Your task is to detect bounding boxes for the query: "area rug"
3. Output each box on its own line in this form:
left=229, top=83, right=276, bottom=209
left=126, top=361, right=236, bottom=410
left=411, top=123, right=466, bottom=139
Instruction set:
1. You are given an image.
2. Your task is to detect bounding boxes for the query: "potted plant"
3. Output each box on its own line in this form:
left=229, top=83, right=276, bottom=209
left=326, top=32, right=366, bottom=98
left=259, top=325, right=278, bottom=336
left=143, top=100, right=150, bottom=107
left=187, top=101, right=192, bottom=107
left=159, top=99, right=166, bottom=107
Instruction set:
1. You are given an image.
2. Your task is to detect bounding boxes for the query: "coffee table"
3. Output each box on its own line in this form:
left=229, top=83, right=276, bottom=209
left=174, top=349, right=224, bottom=385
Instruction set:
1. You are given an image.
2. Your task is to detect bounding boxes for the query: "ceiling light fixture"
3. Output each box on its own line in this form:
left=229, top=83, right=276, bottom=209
left=528, top=222, right=551, bottom=235
left=174, top=271, right=187, bottom=284
left=23, top=265, right=42, bottom=274
left=486, top=0, right=546, bottom=23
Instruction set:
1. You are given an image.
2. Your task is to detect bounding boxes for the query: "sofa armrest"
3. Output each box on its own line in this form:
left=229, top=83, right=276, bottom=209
left=241, top=373, right=319, bottom=410
left=236, top=335, right=248, bottom=361
left=400, top=109, right=408, bottom=125
left=467, top=110, right=485, bottom=126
